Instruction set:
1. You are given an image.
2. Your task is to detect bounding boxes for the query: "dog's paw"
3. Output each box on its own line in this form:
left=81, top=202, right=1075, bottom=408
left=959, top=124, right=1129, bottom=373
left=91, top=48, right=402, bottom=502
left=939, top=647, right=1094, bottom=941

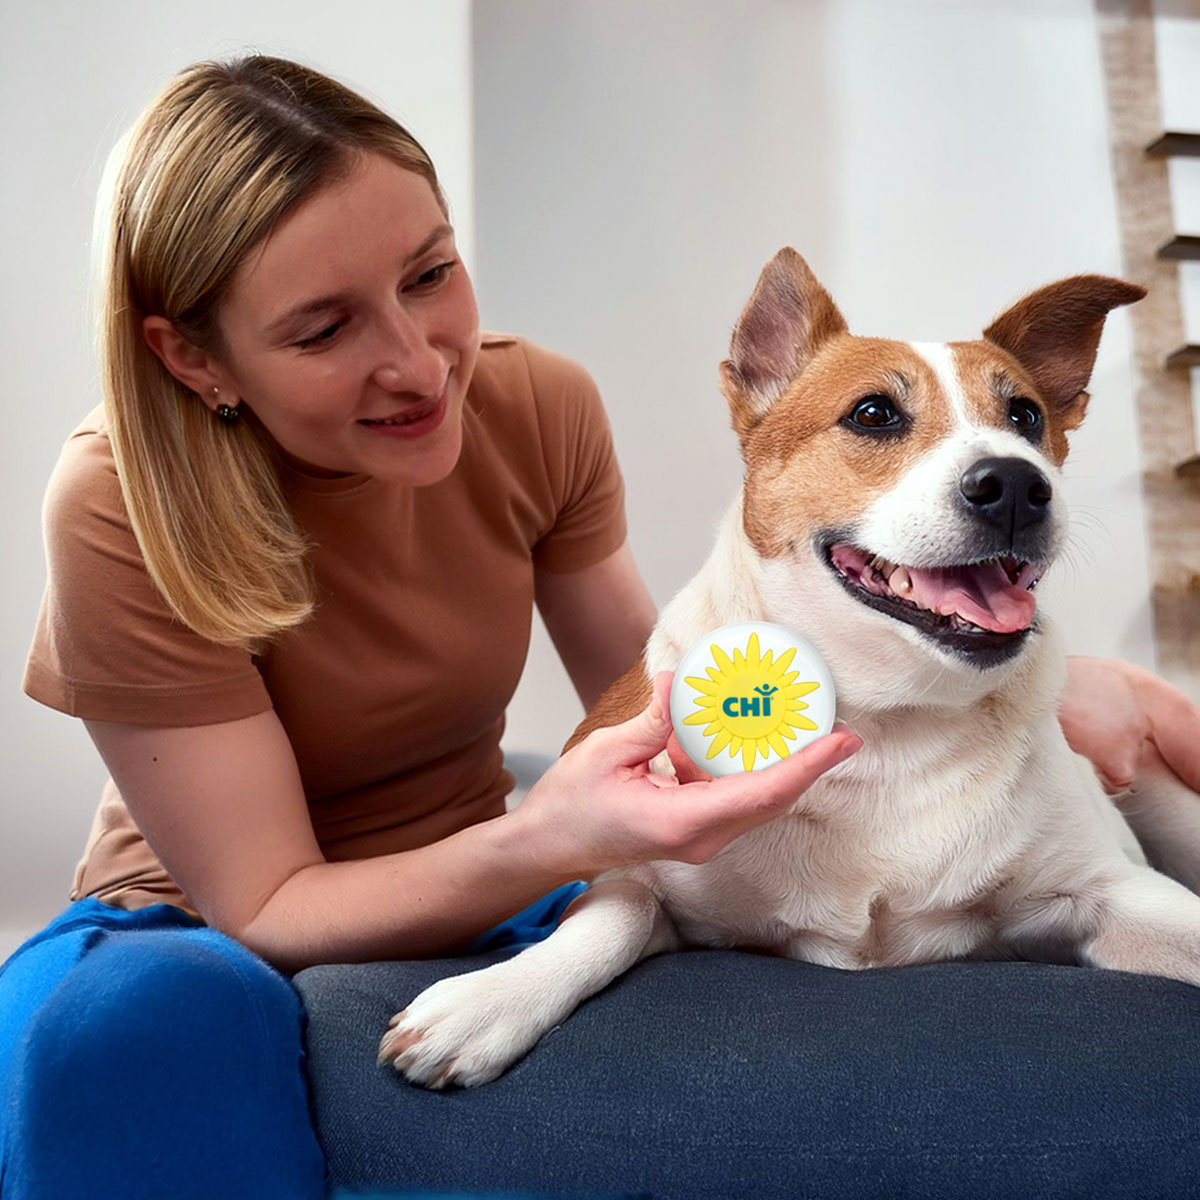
left=377, top=966, right=556, bottom=1089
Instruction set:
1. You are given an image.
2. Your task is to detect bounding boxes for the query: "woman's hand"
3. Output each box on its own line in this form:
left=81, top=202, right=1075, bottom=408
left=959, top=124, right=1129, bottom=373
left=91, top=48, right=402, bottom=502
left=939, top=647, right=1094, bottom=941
left=511, top=670, right=863, bottom=880
left=1057, top=655, right=1200, bottom=796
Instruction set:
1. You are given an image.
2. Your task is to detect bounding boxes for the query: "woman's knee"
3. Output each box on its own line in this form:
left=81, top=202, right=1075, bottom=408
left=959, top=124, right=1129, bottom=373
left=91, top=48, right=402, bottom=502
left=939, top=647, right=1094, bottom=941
left=20, top=928, right=301, bottom=1086
left=6, top=927, right=327, bottom=1200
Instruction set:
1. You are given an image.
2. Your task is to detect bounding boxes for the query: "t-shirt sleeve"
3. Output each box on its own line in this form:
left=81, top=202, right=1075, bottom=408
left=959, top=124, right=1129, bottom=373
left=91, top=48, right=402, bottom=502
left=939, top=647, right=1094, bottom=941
left=525, top=344, right=629, bottom=574
left=22, top=429, right=274, bottom=726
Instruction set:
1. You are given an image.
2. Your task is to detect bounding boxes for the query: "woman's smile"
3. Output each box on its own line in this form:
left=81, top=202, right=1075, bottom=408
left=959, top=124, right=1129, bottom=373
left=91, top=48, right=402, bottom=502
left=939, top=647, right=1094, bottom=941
left=358, top=384, right=448, bottom=439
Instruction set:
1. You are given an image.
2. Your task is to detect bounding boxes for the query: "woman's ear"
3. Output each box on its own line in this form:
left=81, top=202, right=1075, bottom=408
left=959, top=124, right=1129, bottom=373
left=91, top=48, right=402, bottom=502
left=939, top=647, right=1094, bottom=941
left=141, top=314, right=222, bottom=403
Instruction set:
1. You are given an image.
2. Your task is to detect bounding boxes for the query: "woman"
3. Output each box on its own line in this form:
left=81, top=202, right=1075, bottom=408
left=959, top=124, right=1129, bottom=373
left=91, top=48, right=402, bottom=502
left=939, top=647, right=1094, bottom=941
left=3, top=53, right=1197, bottom=1200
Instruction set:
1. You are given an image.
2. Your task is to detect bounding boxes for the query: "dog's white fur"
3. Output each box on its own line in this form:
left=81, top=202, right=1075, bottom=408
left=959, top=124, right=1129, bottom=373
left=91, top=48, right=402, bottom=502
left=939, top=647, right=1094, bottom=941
left=378, top=259, right=1200, bottom=1090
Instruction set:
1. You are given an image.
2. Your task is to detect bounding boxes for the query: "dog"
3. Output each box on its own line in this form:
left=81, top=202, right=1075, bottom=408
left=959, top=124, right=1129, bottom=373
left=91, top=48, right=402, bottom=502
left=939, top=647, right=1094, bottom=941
left=377, top=248, right=1200, bottom=1090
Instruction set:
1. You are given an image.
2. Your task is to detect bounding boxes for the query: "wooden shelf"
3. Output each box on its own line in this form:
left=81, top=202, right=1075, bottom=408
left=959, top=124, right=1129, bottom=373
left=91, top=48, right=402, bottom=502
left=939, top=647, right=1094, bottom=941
left=1146, top=132, right=1200, bottom=158
left=1153, top=137, right=1200, bottom=486
left=1156, top=235, right=1200, bottom=261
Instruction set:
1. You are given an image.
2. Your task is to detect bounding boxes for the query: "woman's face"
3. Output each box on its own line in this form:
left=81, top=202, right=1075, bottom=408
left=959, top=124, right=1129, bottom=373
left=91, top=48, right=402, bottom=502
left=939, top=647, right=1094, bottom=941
left=207, top=153, right=479, bottom=486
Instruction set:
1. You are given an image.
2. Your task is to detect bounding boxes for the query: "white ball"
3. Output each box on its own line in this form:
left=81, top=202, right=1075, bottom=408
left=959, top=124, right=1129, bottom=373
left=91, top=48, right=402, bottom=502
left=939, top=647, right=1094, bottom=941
left=668, top=621, right=836, bottom=777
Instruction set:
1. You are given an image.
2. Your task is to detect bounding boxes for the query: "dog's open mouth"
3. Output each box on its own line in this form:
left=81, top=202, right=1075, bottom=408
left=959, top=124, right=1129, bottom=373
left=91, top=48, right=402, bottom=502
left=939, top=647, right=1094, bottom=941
left=822, top=538, right=1047, bottom=652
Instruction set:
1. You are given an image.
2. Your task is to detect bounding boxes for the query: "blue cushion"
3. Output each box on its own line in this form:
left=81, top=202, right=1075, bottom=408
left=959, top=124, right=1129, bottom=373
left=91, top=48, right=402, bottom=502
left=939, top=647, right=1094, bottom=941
left=295, top=949, right=1200, bottom=1199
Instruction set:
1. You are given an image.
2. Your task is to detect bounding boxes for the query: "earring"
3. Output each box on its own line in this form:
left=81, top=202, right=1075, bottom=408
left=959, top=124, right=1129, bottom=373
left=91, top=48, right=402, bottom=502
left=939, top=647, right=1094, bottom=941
left=212, top=385, right=240, bottom=425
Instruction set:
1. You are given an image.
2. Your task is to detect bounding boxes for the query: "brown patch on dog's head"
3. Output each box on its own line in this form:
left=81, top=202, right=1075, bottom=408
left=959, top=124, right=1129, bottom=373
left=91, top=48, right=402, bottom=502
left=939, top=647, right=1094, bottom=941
left=721, top=250, right=968, bottom=560
left=946, top=340, right=1072, bottom=466
left=982, top=274, right=1146, bottom=439
left=739, top=337, right=964, bottom=558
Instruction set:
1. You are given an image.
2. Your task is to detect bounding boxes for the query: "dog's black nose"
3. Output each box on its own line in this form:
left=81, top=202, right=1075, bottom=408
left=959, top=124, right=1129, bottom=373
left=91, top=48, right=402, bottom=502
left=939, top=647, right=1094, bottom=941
left=958, top=456, right=1052, bottom=536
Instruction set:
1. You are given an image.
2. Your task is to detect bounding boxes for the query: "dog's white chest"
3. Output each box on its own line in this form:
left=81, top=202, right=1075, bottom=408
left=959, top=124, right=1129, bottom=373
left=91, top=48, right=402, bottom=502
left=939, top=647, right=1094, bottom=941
left=621, top=724, right=1069, bottom=970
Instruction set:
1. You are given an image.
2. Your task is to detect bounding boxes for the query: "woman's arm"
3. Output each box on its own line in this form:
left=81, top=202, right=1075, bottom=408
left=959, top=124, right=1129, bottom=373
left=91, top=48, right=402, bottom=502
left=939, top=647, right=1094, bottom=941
left=534, top=539, right=658, bottom=712
left=85, top=676, right=862, bottom=977
left=84, top=710, right=577, bottom=975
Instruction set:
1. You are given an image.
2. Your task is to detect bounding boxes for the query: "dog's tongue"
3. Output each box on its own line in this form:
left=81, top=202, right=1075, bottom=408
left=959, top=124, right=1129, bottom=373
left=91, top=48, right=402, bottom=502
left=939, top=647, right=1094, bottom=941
left=904, top=561, right=1035, bottom=634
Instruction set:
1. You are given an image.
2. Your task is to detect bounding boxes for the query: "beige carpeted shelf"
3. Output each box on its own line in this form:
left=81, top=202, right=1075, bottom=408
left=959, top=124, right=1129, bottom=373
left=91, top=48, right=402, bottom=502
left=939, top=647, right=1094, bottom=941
left=1096, top=0, right=1200, bottom=691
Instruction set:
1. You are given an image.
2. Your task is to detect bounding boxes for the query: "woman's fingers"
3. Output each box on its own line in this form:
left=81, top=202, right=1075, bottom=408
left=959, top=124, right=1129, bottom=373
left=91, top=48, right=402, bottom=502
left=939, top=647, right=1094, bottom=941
left=668, top=721, right=854, bottom=786
left=1056, top=656, right=1146, bottom=791
left=1129, top=663, right=1200, bottom=796
left=597, top=667, right=863, bottom=831
left=686, top=726, right=863, bottom=824
left=666, top=729, right=714, bottom=784
left=541, top=663, right=865, bottom=874
left=598, top=670, right=675, bottom=769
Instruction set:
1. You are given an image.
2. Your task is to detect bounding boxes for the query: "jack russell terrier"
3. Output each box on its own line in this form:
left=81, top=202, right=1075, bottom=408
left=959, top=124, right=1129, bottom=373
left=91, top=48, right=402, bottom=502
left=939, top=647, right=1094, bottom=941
left=378, top=248, right=1200, bottom=1089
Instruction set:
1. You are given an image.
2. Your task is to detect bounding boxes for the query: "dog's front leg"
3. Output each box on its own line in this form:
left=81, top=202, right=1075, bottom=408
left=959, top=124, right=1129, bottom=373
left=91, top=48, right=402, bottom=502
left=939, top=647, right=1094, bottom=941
left=1074, top=867, right=1200, bottom=987
left=1012, top=864, right=1200, bottom=993
left=378, top=876, right=682, bottom=1089
left=1109, top=753, right=1200, bottom=896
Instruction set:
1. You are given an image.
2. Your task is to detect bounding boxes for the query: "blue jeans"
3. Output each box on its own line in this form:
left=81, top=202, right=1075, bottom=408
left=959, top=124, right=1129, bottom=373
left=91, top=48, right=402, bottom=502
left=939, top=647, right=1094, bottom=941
left=0, top=884, right=591, bottom=1200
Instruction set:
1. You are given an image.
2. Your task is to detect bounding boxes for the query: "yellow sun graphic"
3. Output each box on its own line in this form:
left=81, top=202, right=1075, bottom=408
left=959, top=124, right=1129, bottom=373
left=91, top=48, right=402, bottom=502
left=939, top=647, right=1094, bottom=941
left=681, top=631, right=822, bottom=772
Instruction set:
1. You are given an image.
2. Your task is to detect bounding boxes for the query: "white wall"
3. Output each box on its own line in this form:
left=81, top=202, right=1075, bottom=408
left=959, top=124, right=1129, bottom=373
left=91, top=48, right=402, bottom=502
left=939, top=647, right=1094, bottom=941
left=2, top=0, right=474, bottom=952
left=477, top=0, right=1166, bottom=761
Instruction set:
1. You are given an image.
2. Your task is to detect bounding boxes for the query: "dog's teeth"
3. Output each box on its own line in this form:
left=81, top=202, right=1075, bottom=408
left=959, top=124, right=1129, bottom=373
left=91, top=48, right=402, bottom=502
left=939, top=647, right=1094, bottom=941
left=890, top=566, right=912, bottom=595
left=950, top=613, right=987, bottom=633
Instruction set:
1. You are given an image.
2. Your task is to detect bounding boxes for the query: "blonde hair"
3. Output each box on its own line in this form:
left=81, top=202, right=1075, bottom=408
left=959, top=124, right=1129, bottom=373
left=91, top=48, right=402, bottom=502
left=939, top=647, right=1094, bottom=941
left=91, top=53, right=447, bottom=654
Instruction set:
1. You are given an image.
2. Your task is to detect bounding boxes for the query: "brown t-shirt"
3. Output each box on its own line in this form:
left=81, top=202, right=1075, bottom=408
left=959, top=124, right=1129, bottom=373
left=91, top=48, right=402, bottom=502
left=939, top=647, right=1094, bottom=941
left=22, top=334, right=627, bottom=921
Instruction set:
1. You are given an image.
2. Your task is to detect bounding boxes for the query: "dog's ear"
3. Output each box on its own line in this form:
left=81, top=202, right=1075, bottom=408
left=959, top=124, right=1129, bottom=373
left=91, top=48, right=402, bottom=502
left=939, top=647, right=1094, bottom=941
left=982, top=275, right=1145, bottom=431
left=720, top=248, right=848, bottom=440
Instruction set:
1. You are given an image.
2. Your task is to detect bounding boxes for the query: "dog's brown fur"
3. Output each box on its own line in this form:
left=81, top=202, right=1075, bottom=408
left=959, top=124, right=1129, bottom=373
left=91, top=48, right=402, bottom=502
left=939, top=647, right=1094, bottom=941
left=561, top=652, right=652, bottom=755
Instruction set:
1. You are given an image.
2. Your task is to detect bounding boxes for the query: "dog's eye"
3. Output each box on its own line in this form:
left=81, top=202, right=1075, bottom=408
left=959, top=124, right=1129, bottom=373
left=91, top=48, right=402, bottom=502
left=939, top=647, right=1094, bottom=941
left=845, top=395, right=903, bottom=432
left=1008, top=398, right=1043, bottom=443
